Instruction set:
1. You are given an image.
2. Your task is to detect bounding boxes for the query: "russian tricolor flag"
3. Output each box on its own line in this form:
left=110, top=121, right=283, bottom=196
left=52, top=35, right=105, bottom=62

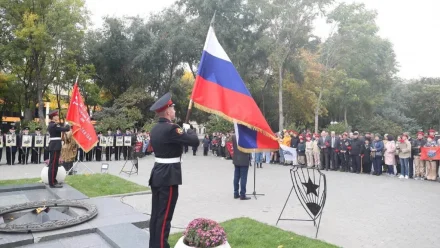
left=191, top=26, right=279, bottom=152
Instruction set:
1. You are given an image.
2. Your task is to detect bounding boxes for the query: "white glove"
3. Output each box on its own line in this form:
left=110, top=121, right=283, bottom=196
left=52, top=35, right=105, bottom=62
left=182, top=123, right=190, bottom=131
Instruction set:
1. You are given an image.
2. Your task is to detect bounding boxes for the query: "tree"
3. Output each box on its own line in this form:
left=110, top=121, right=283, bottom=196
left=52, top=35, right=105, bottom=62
left=0, top=0, right=89, bottom=127
left=266, top=0, right=333, bottom=131
left=323, top=3, right=398, bottom=130
left=205, top=115, right=232, bottom=135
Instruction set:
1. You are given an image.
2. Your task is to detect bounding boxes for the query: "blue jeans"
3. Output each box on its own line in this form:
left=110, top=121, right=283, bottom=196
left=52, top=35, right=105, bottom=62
left=387, top=164, right=394, bottom=175
left=234, top=165, right=249, bottom=197
left=399, top=158, right=409, bottom=176
left=254, top=152, right=263, bottom=163
left=373, top=156, right=382, bottom=175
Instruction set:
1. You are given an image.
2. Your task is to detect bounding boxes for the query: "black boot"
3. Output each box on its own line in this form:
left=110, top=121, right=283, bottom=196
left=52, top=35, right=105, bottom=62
left=260, top=163, right=263, bottom=168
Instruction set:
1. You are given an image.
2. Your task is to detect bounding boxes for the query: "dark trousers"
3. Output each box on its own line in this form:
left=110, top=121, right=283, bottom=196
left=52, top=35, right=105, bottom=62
left=123, top=147, right=128, bottom=160
left=96, top=148, right=102, bottom=161
left=86, top=150, right=93, bottom=161
left=44, top=149, right=49, bottom=161
left=330, top=149, right=339, bottom=169
left=192, top=148, right=197, bottom=156
left=373, top=156, right=382, bottom=175
left=203, top=146, right=209, bottom=156
left=0, top=148, right=2, bottom=163
left=31, top=148, right=42, bottom=163
left=78, top=149, right=84, bottom=161
left=18, top=148, right=23, bottom=163
left=184, top=145, right=188, bottom=154
left=48, top=150, right=60, bottom=186
left=233, top=165, right=249, bottom=197
left=221, top=146, right=226, bottom=157
left=105, top=147, right=112, bottom=161
left=20, top=148, right=30, bottom=164
left=339, top=152, right=349, bottom=171
left=115, top=147, right=121, bottom=160
left=320, top=150, right=330, bottom=170
left=6, top=148, right=16, bottom=165
left=362, top=157, right=372, bottom=173
left=409, top=157, right=414, bottom=178
left=149, top=185, right=179, bottom=248
left=351, top=155, right=361, bottom=173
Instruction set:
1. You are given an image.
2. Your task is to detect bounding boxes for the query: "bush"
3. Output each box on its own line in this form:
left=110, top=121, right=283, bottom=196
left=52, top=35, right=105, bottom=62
left=325, top=122, right=348, bottom=134
left=183, top=218, right=227, bottom=248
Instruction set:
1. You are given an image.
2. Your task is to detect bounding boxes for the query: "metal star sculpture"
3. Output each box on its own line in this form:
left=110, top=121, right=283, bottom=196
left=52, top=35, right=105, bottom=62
left=277, top=166, right=327, bottom=238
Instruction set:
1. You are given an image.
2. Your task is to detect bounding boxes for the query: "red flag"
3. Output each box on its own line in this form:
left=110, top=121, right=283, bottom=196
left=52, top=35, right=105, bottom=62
left=421, top=147, right=440, bottom=160
left=66, top=82, right=98, bottom=152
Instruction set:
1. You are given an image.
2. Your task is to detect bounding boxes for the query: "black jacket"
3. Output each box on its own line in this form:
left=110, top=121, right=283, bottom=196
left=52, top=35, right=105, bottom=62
left=232, top=135, right=251, bottom=166
left=47, top=121, right=70, bottom=151
left=149, top=118, right=199, bottom=187
left=349, top=138, right=363, bottom=156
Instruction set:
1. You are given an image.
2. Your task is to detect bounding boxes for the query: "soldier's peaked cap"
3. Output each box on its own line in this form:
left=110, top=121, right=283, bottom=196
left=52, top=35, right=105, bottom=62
left=48, top=110, right=59, bottom=118
left=150, top=92, right=174, bottom=113
left=23, top=127, right=30, bottom=130
left=35, top=127, right=42, bottom=131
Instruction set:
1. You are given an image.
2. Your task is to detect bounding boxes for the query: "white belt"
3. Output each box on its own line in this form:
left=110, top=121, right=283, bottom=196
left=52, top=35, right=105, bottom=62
left=50, top=137, right=61, bottom=141
left=155, top=157, right=181, bottom=163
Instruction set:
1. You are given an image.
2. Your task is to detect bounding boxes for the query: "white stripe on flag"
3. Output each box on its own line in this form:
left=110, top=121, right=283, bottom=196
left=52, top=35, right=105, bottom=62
left=233, top=121, right=239, bottom=146
left=203, top=26, right=232, bottom=62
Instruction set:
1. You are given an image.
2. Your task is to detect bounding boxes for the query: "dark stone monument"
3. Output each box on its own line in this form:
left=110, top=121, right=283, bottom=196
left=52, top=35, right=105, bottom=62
left=0, top=183, right=150, bottom=248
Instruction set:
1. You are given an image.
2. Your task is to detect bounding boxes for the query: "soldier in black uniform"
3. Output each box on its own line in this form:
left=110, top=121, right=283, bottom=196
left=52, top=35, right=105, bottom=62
left=5, top=126, right=17, bottom=165
left=19, top=127, right=31, bottom=164
left=148, top=93, right=199, bottom=248
left=47, top=110, right=70, bottom=188
left=106, top=128, right=113, bottom=161
left=96, top=131, right=102, bottom=161
left=31, top=127, right=43, bottom=164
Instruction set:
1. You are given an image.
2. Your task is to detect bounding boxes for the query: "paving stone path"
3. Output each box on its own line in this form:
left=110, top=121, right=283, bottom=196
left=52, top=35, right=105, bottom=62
left=0, top=151, right=439, bottom=248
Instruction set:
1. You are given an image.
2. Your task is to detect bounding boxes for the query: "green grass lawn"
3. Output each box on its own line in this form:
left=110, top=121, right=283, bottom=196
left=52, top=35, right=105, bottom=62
left=0, top=174, right=149, bottom=197
left=169, top=217, right=337, bottom=248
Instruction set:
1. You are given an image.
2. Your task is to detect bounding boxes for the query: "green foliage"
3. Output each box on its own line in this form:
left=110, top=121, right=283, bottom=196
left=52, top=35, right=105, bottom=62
left=94, top=86, right=155, bottom=131
left=354, top=115, right=404, bottom=137
left=22, top=121, right=42, bottom=133
left=325, top=123, right=348, bottom=134
left=205, top=115, right=233, bottom=135
left=143, top=119, right=157, bottom=132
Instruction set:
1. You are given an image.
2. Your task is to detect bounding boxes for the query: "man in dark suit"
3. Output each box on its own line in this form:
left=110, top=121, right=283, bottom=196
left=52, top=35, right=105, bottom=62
left=232, top=134, right=251, bottom=200
left=317, top=131, right=331, bottom=171
left=47, top=110, right=70, bottom=188
left=330, top=131, right=340, bottom=170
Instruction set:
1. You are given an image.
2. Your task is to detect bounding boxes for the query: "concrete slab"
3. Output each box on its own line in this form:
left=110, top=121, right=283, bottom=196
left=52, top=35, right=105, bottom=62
left=97, top=223, right=150, bottom=248
left=18, top=233, right=112, bottom=248
left=0, top=194, right=29, bottom=208
left=78, top=198, right=149, bottom=229
left=45, top=185, right=88, bottom=201
left=0, top=184, right=45, bottom=194
left=0, top=233, right=34, bottom=248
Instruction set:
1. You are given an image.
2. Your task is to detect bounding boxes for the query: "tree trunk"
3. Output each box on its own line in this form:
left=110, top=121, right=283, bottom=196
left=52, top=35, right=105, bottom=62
left=24, top=108, right=33, bottom=122
left=344, top=105, right=348, bottom=131
left=278, top=66, right=284, bottom=132
left=37, top=80, right=46, bottom=129
left=314, top=86, right=324, bottom=134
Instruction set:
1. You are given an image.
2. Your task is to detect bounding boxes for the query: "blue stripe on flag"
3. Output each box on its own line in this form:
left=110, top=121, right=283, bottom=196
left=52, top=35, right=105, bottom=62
left=197, top=51, right=251, bottom=97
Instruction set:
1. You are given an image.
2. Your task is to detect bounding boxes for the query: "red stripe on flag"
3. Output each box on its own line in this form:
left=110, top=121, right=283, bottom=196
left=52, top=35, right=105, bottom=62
left=192, top=76, right=272, bottom=132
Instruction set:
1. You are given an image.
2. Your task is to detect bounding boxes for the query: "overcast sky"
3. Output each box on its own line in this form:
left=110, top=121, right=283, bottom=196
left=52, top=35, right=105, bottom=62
left=85, top=0, right=440, bottom=80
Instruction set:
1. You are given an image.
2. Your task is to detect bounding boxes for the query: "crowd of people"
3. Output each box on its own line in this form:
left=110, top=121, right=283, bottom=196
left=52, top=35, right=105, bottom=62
left=0, top=125, right=153, bottom=166
left=204, top=129, right=440, bottom=182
